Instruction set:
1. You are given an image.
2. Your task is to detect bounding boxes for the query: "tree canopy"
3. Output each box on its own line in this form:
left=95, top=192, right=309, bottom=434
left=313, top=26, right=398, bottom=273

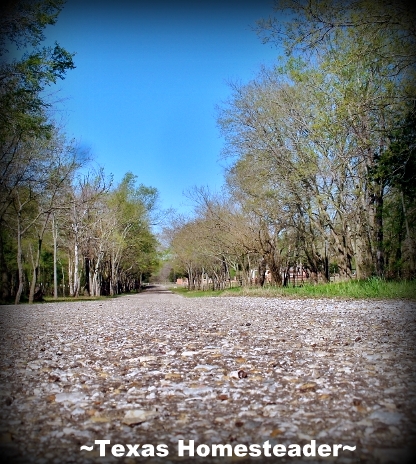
left=0, top=1, right=160, bottom=303
left=167, top=0, right=416, bottom=286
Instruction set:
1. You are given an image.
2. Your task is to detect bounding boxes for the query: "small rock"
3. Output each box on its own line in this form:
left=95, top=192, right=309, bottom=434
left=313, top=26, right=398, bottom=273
left=122, top=409, right=158, bottom=425
left=298, top=382, right=317, bottom=392
left=369, top=410, right=403, bottom=425
left=55, top=392, right=85, bottom=404
left=263, top=405, right=280, bottom=417
left=139, top=356, right=157, bottom=362
left=181, top=351, right=198, bottom=356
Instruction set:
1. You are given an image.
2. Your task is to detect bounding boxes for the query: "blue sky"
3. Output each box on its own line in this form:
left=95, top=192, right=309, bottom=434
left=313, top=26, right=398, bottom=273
left=44, top=0, right=282, bottom=216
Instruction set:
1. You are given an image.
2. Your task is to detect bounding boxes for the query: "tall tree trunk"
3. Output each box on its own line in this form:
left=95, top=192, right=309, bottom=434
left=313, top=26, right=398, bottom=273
left=324, top=240, right=329, bottom=282
left=84, top=256, right=90, bottom=296
left=52, top=215, right=58, bottom=299
left=61, top=261, right=65, bottom=297
left=91, top=251, right=103, bottom=296
left=0, top=231, right=10, bottom=303
left=15, top=213, right=24, bottom=304
left=73, top=239, right=80, bottom=296
left=29, top=237, right=42, bottom=303
left=110, top=258, right=114, bottom=296
left=68, top=252, right=74, bottom=296
left=28, top=212, right=51, bottom=303
left=401, top=191, right=415, bottom=277
left=187, top=265, right=193, bottom=290
left=354, top=200, right=374, bottom=279
left=374, top=183, right=385, bottom=277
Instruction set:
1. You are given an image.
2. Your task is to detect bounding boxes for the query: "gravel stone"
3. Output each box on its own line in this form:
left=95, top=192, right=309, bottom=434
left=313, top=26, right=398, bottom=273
left=0, top=286, right=415, bottom=463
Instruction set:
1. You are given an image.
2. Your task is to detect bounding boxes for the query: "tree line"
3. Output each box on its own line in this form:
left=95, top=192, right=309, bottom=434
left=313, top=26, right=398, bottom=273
left=165, top=0, right=416, bottom=289
left=0, top=1, right=159, bottom=304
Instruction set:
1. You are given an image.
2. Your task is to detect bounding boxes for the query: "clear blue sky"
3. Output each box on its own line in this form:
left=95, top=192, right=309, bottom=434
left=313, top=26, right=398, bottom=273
left=44, top=0, right=281, bottom=216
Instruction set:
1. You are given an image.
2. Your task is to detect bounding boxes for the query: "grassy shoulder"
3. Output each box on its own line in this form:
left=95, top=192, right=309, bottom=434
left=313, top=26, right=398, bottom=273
left=170, top=278, right=416, bottom=300
left=42, top=296, right=109, bottom=303
left=41, top=292, right=136, bottom=304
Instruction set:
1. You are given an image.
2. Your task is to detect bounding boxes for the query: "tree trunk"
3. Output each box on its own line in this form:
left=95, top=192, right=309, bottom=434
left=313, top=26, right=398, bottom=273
left=28, top=237, right=42, bottom=304
left=0, top=232, right=10, bottom=303
left=110, top=258, right=115, bottom=296
left=52, top=216, right=58, bottom=299
left=84, top=256, right=90, bottom=296
left=283, top=263, right=290, bottom=287
left=91, top=253, right=102, bottom=296
left=258, top=258, right=267, bottom=287
left=400, top=191, right=415, bottom=277
left=374, top=183, right=385, bottom=277
left=354, top=230, right=373, bottom=279
left=68, top=252, right=74, bottom=296
left=61, top=261, right=65, bottom=297
left=330, top=228, right=352, bottom=279
left=15, top=213, right=24, bottom=305
left=268, top=254, right=282, bottom=286
left=73, top=239, right=80, bottom=296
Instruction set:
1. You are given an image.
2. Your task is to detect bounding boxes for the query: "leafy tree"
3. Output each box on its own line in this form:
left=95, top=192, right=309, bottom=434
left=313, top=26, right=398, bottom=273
left=0, top=0, right=76, bottom=303
left=374, top=110, right=416, bottom=276
left=233, top=0, right=416, bottom=279
left=0, top=0, right=75, bottom=145
left=104, top=173, right=158, bottom=294
left=376, top=111, right=416, bottom=197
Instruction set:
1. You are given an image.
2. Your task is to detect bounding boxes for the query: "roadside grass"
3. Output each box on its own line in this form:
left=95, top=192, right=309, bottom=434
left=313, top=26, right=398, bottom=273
left=2, top=288, right=148, bottom=305
left=170, top=278, right=416, bottom=300
left=169, top=286, right=225, bottom=298
left=42, top=292, right=141, bottom=303
left=42, top=295, right=117, bottom=303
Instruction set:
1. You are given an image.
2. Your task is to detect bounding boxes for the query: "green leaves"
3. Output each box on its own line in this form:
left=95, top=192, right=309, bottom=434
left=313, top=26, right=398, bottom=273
left=375, top=111, right=416, bottom=196
left=0, top=0, right=65, bottom=54
left=0, top=1, right=75, bottom=146
left=216, top=0, right=416, bottom=279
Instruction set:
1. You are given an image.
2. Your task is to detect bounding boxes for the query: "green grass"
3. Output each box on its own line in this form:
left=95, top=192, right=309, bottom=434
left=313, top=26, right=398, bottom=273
left=169, top=286, right=225, bottom=298
left=42, top=294, right=126, bottom=303
left=171, top=278, right=416, bottom=300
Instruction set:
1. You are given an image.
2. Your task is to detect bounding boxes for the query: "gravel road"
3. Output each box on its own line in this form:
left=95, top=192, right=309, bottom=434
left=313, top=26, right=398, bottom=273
left=1, top=286, right=415, bottom=464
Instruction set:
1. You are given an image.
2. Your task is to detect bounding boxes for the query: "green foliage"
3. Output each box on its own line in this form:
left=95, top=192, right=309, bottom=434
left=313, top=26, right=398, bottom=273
left=213, top=0, right=416, bottom=282
left=174, top=279, right=416, bottom=300
left=0, top=0, right=66, bottom=52
left=103, top=172, right=160, bottom=291
left=167, top=0, right=416, bottom=286
left=0, top=3, right=163, bottom=303
left=0, top=0, right=75, bottom=143
left=376, top=111, right=416, bottom=196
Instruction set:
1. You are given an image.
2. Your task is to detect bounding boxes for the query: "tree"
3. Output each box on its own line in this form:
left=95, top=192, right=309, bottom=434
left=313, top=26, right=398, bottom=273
left=25, top=131, right=80, bottom=303
left=218, top=68, right=349, bottom=282
left=218, top=0, right=416, bottom=280
left=0, top=0, right=75, bottom=146
left=0, top=0, right=75, bottom=303
left=103, top=173, right=158, bottom=295
left=374, top=110, right=416, bottom=277
left=165, top=1, right=415, bottom=286
left=257, top=0, right=416, bottom=74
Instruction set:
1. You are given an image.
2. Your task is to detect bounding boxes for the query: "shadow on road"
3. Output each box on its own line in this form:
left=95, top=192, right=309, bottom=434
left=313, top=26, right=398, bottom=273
left=141, top=284, right=174, bottom=294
